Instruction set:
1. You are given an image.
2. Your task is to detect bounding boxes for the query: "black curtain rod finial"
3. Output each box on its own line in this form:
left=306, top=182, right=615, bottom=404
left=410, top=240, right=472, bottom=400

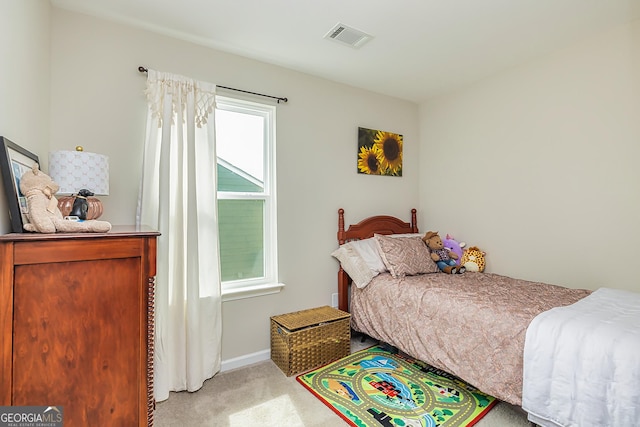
left=138, top=66, right=148, bottom=73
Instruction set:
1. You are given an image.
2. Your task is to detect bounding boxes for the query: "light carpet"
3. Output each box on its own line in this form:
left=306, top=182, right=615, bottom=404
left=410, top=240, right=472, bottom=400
left=154, top=337, right=531, bottom=427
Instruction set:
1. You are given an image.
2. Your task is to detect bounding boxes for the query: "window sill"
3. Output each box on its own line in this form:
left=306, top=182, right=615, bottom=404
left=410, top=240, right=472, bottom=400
left=222, top=282, right=285, bottom=302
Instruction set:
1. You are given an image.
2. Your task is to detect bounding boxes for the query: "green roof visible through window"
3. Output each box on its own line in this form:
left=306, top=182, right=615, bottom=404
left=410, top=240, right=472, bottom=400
left=217, top=161, right=263, bottom=192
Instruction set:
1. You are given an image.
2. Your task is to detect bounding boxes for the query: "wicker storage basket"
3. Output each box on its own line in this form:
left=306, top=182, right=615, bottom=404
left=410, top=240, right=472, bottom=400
left=271, top=306, right=351, bottom=376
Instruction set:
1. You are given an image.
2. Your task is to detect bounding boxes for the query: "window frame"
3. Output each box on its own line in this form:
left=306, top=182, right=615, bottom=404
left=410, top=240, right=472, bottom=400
left=215, top=96, right=282, bottom=301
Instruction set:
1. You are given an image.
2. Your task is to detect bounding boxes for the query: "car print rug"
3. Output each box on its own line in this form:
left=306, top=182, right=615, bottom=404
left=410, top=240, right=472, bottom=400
left=296, top=345, right=497, bottom=427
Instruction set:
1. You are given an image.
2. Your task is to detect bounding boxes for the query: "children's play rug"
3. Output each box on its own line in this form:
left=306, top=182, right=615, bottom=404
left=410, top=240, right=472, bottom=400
left=296, top=345, right=497, bottom=427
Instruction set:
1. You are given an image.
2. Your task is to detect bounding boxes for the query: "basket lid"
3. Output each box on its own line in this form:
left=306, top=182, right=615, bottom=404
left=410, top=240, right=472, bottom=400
left=271, top=306, right=349, bottom=331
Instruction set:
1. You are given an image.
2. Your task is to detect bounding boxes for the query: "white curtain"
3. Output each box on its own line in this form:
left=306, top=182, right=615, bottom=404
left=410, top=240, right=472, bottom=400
left=137, top=70, right=222, bottom=402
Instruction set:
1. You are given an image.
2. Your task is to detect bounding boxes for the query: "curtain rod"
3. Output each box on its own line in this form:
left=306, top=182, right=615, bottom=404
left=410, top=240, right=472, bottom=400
left=138, top=66, right=287, bottom=103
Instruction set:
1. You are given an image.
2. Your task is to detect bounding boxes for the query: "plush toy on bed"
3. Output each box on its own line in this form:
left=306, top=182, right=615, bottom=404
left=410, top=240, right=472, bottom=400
left=423, top=231, right=465, bottom=274
left=460, top=246, right=486, bottom=272
left=19, top=164, right=112, bottom=234
left=443, top=234, right=466, bottom=266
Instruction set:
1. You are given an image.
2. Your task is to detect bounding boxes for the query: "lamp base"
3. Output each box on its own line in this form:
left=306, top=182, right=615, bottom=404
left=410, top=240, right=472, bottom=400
left=58, top=196, right=104, bottom=220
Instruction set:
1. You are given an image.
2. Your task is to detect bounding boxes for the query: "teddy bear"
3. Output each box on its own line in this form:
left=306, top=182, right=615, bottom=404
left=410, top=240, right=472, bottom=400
left=423, top=231, right=465, bottom=274
left=19, top=164, right=112, bottom=233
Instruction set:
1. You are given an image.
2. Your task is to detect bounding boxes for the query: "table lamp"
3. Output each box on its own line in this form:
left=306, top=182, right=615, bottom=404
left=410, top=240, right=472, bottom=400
left=49, top=146, right=109, bottom=220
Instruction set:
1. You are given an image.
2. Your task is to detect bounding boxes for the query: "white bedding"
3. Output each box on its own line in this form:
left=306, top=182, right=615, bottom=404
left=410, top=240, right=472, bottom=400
left=522, top=287, right=640, bottom=427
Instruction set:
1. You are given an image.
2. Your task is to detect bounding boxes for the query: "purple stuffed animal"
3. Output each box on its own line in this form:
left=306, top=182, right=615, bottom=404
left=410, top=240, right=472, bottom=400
left=443, top=234, right=466, bottom=266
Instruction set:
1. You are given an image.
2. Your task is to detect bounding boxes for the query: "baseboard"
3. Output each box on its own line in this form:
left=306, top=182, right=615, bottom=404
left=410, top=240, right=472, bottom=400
left=220, top=348, right=271, bottom=372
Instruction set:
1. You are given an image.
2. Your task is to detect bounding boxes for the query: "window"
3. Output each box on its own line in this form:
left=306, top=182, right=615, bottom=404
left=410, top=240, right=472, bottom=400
left=215, top=96, right=281, bottom=300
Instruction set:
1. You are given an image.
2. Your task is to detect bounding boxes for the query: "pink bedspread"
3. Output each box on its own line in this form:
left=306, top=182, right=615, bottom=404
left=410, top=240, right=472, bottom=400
left=350, top=272, right=591, bottom=406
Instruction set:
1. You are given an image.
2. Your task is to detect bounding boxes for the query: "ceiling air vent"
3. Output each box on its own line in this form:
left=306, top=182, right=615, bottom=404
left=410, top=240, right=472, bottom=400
left=324, top=23, right=373, bottom=49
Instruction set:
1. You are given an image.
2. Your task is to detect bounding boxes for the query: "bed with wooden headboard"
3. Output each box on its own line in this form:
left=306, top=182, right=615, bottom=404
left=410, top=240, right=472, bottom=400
left=333, top=208, right=593, bottom=408
left=336, top=207, right=419, bottom=312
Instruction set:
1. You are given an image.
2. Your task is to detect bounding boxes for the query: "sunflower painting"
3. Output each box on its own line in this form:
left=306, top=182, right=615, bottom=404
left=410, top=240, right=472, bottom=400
left=357, top=127, right=403, bottom=176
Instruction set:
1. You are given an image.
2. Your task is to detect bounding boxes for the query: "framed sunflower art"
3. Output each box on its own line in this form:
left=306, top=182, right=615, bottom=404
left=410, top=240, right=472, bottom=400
left=357, top=127, right=403, bottom=176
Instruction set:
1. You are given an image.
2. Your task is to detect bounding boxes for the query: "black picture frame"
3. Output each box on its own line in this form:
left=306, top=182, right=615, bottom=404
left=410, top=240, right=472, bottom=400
left=0, top=136, right=40, bottom=233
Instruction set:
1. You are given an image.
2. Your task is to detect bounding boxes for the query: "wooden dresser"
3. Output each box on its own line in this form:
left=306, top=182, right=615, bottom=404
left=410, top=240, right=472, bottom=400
left=0, top=226, right=159, bottom=426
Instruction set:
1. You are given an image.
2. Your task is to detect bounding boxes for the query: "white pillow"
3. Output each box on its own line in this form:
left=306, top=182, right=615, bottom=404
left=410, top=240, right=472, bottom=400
left=348, top=238, right=387, bottom=273
left=331, top=243, right=377, bottom=288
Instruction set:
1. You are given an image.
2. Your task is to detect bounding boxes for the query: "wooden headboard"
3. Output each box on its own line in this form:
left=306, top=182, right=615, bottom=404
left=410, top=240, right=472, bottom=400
left=336, top=208, right=418, bottom=311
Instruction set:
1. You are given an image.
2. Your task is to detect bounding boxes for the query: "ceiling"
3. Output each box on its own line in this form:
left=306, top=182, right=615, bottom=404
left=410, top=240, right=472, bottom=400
left=51, top=0, right=640, bottom=103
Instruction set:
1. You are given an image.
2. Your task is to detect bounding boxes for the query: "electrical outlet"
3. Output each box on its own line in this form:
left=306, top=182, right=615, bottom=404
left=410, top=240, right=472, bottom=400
left=331, top=293, right=338, bottom=308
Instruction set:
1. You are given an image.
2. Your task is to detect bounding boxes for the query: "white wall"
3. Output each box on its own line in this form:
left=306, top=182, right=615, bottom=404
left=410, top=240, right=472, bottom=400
left=49, top=8, right=419, bottom=360
left=0, top=0, right=51, bottom=234
left=419, top=20, right=640, bottom=293
left=19, top=3, right=635, bottom=367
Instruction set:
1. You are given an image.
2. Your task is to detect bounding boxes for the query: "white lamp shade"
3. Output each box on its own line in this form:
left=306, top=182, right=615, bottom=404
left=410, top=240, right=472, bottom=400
left=49, top=150, right=109, bottom=195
